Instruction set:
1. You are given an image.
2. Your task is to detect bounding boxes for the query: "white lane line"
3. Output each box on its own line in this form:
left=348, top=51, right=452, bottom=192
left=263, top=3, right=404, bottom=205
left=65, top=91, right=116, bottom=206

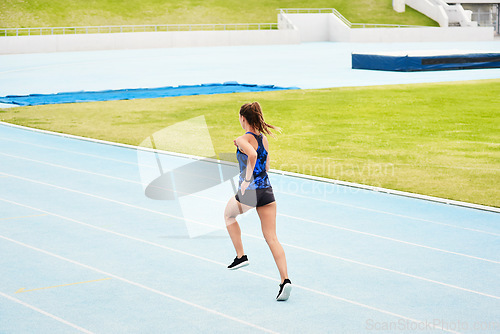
left=0, top=141, right=497, bottom=236
left=0, top=136, right=143, bottom=167
left=1, top=150, right=499, bottom=241
left=0, top=214, right=48, bottom=221
left=0, top=151, right=146, bottom=184
left=1, top=170, right=498, bottom=266
left=0, top=233, right=460, bottom=334
left=1, top=175, right=499, bottom=301
left=2, top=151, right=499, bottom=255
left=0, top=170, right=204, bottom=224
left=278, top=191, right=500, bottom=237
left=1, top=197, right=498, bottom=302
left=0, top=291, right=94, bottom=334
left=0, top=235, right=278, bottom=334
left=280, top=238, right=500, bottom=300
left=279, top=213, right=500, bottom=264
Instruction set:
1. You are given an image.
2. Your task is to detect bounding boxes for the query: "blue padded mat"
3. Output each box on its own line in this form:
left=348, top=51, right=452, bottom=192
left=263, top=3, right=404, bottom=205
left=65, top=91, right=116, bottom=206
left=352, top=51, right=500, bottom=72
left=0, top=82, right=299, bottom=106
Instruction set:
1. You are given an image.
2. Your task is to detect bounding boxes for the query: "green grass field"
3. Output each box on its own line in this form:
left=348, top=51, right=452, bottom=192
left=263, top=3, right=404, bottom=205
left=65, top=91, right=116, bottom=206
left=0, top=0, right=437, bottom=28
left=1, top=80, right=499, bottom=207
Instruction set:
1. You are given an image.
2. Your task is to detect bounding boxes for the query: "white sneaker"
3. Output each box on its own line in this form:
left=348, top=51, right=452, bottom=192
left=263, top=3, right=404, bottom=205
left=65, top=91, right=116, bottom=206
left=276, top=279, right=292, bottom=301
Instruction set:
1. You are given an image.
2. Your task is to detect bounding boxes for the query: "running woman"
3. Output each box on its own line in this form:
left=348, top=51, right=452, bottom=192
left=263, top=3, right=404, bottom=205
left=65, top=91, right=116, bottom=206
left=224, top=102, right=292, bottom=301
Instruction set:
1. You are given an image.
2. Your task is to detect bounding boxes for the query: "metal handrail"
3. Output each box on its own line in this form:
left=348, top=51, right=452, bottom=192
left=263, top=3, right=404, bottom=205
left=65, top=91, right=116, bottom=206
left=279, top=8, right=352, bottom=27
left=331, top=8, right=353, bottom=27
left=279, top=8, right=339, bottom=14
left=351, top=23, right=426, bottom=28
left=0, top=8, right=430, bottom=37
left=277, top=9, right=298, bottom=30
left=278, top=8, right=427, bottom=28
left=0, top=23, right=279, bottom=37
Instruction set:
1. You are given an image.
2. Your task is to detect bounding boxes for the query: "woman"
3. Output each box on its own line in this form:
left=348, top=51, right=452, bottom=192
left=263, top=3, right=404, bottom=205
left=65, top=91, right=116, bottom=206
left=224, top=102, right=292, bottom=301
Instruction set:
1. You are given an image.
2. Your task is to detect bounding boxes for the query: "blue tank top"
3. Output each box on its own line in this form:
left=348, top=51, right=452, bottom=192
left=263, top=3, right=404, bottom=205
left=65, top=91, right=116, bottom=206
left=236, top=132, right=271, bottom=190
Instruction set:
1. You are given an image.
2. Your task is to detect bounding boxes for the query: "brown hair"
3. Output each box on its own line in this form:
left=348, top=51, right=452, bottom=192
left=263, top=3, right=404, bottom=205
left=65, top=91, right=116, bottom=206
left=239, top=102, right=280, bottom=136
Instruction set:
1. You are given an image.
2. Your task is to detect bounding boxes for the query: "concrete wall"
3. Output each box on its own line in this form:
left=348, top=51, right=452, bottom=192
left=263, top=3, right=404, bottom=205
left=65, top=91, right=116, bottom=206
left=347, top=26, right=493, bottom=42
left=277, top=13, right=298, bottom=30
left=328, top=14, right=352, bottom=42
left=287, top=12, right=494, bottom=42
left=283, top=13, right=331, bottom=42
left=0, top=29, right=301, bottom=54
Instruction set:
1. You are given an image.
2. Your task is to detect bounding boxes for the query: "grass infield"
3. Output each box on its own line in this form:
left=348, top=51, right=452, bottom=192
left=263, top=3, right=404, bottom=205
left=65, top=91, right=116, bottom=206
left=0, top=0, right=437, bottom=28
left=1, top=79, right=499, bottom=208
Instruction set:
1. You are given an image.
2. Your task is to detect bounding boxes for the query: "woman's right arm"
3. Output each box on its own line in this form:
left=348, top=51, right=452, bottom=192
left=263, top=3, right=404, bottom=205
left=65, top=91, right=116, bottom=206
left=263, top=135, right=270, bottom=171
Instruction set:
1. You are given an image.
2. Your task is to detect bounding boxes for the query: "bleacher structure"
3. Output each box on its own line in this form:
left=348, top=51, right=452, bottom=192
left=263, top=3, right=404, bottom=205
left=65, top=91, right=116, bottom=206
left=395, top=0, right=500, bottom=34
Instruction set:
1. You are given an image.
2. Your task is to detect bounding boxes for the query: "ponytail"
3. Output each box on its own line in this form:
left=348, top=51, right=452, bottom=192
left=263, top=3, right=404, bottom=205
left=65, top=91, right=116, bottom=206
left=239, top=102, right=280, bottom=137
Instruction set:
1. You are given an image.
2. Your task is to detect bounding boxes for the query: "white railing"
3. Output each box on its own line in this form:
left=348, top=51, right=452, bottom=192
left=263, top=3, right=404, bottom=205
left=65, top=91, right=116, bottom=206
left=350, top=23, right=425, bottom=28
left=0, top=23, right=278, bottom=37
left=278, top=8, right=426, bottom=28
left=0, top=8, right=431, bottom=37
left=277, top=9, right=298, bottom=30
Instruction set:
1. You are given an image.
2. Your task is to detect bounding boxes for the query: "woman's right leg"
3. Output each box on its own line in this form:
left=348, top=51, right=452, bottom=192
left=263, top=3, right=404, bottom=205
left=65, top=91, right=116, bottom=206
left=256, top=201, right=288, bottom=283
left=224, top=196, right=252, bottom=258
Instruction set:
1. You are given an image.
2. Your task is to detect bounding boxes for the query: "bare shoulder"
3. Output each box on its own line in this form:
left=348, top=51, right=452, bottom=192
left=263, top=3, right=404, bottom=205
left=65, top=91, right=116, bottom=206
left=261, top=134, right=269, bottom=151
left=235, top=134, right=258, bottom=154
left=235, top=134, right=252, bottom=144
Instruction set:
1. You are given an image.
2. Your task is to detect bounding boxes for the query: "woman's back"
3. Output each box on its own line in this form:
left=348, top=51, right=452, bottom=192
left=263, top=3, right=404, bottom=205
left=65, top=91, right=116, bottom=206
left=236, top=131, right=270, bottom=189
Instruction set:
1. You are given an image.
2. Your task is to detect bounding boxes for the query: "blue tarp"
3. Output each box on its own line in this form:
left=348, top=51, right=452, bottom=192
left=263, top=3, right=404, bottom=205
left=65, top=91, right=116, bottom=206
left=352, top=52, right=500, bottom=72
left=0, top=82, right=299, bottom=106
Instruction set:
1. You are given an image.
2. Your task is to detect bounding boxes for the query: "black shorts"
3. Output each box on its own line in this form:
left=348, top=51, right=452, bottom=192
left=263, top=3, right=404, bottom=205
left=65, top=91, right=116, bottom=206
left=235, top=187, right=275, bottom=208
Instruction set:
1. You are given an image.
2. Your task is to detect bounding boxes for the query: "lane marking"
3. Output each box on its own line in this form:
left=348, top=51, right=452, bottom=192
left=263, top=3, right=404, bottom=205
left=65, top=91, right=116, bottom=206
left=0, top=214, right=48, bottom=221
left=279, top=213, right=500, bottom=264
left=0, top=136, right=146, bottom=167
left=0, top=291, right=94, bottom=334
left=280, top=238, right=500, bottom=300
left=279, top=190, right=500, bottom=237
left=0, top=233, right=460, bottom=334
left=0, top=149, right=498, bottom=238
left=1, top=197, right=498, bottom=302
left=0, top=234, right=278, bottom=334
left=1, top=171, right=498, bottom=266
left=15, top=278, right=112, bottom=294
left=0, top=151, right=148, bottom=184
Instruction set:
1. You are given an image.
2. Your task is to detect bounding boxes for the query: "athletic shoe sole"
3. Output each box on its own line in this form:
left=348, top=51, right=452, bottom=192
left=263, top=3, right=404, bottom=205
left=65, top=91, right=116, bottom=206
left=228, top=261, right=249, bottom=270
left=277, top=284, right=292, bottom=301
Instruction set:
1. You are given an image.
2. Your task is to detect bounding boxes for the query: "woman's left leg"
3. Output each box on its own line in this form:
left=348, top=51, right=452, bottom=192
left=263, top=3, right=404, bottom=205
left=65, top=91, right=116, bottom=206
left=224, top=196, right=252, bottom=258
left=256, top=202, right=288, bottom=283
